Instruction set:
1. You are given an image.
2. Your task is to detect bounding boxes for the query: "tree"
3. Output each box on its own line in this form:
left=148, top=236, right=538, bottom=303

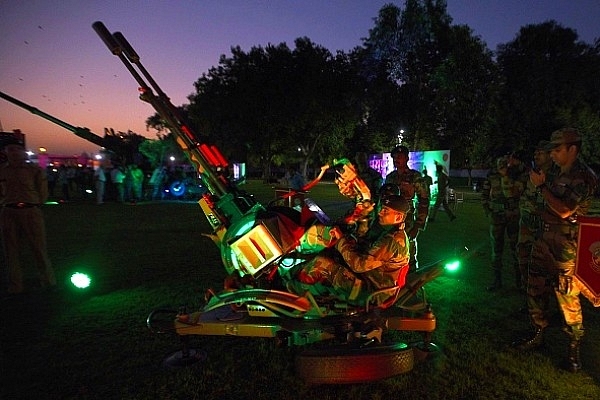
left=428, top=25, right=498, bottom=169
left=359, top=1, right=497, bottom=169
left=187, top=39, right=364, bottom=179
left=137, top=133, right=182, bottom=169
left=556, top=105, right=600, bottom=168
left=101, top=128, right=148, bottom=167
left=494, top=20, right=600, bottom=161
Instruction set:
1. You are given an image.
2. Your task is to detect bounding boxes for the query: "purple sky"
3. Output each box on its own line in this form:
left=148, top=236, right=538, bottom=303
left=1, top=0, right=598, bottom=155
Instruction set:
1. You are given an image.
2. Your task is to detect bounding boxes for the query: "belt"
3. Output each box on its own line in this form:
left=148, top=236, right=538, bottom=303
left=4, top=202, right=40, bottom=209
left=505, top=198, right=518, bottom=210
left=543, top=223, right=577, bottom=236
left=521, top=212, right=540, bottom=227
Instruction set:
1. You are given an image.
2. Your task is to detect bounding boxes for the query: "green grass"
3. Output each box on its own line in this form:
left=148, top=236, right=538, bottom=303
left=1, top=181, right=599, bottom=399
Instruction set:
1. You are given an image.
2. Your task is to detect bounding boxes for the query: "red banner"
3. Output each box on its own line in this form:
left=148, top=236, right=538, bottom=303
left=575, top=216, right=600, bottom=298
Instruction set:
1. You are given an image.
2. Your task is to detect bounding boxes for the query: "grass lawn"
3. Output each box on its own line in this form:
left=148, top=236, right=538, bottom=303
left=1, top=181, right=599, bottom=399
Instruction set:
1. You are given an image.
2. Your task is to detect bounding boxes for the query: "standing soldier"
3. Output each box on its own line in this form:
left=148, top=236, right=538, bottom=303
left=481, top=156, right=520, bottom=291
left=515, top=141, right=552, bottom=292
left=384, top=145, right=429, bottom=271
left=429, top=163, right=456, bottom=222
left=513, top=128, right=598, bottom=372
left=0, top=136, right=57, bottom=295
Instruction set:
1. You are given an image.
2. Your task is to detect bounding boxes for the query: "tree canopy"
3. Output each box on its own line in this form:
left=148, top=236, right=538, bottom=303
left=494, top=21, right=600, bottom=163
left=141, top=1, right=599, bottom=174
left=185, top=38, right=365, bottom=178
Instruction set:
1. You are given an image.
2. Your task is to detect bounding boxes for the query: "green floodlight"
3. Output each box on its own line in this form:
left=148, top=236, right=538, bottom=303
left=444, top=246, right=468, bottom=273
left=444, top=260, right=460, bottom=272
left=70, top=272, right=91, bottom=289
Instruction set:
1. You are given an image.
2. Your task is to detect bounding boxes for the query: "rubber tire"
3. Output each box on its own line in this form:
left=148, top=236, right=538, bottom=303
left=295, top=343, right=414, bottom=384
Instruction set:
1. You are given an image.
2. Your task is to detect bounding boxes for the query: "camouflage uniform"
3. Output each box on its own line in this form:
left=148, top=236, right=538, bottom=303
left=384, top=168, right=429, bottom=270
left=291, top=195, right=411, bottom=306
left=481, top=157, right=521, bottom=290
left=527, top=159, right=597, bottom=338
left=516, top=144, right=550, bottom=290
left=515, top=128, right=599, bottom=372
left=516, top=177, right=543, bottom=288
left=295, top=227, right=409, bottom=305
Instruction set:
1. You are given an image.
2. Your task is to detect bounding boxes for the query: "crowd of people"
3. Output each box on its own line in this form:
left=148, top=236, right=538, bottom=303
left=42, top=163, right=200, bottom=205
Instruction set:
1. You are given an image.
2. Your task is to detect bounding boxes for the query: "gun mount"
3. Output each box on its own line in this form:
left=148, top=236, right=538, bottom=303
left=0, top=90, right=108, bottom=149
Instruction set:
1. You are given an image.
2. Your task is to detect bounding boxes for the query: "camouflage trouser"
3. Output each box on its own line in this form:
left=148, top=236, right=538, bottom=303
left=527, top=227, right=587, bottom=339
left=489, top=209, right=519, bottom=274
left=294, top=253, right=367, bottom=303
left=516, top=212, right=539, bottom=289
left=406, top=211, right=419, bottom=271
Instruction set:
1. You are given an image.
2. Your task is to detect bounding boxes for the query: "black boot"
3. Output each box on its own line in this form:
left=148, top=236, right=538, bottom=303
left=487, top=271, right=502, bottom=291
left=512, top=327, right=544, bottom=351
left=566, top=340, right=582, bottom=372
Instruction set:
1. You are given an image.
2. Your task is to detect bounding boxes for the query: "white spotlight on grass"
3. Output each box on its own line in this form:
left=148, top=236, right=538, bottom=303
left=70, top=272, right=91, bottom=289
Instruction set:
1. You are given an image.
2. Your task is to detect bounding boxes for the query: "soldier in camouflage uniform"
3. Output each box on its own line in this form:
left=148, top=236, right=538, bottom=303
left=513, top=128, right=599, bottom=373
left=515, top=142, right=552, bottom=291
left=481, top=156, right=521, bottom=291
left=289, top=195, right=410, bottom=305
left=384, top=145, right=429, bottom=271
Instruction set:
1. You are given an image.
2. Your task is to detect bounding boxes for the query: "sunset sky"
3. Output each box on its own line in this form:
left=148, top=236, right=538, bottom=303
left=1, top=0, right=598, bottom=155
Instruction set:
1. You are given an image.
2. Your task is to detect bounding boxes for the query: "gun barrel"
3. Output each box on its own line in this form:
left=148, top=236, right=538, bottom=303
left=92, top=21, right=236, bottom=200
left=92, top=21, right=121, bottom=55
left=0, top=91, right=106, bottom=149
left=112, top=32, right=140, bottom=63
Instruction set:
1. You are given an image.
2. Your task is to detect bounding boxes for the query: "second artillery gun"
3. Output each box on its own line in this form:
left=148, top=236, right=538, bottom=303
left=0, top=90, right=111, bottom=151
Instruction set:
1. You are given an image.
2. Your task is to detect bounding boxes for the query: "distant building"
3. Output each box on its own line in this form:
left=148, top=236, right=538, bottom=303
left=0, top=129, right=26, bottom=147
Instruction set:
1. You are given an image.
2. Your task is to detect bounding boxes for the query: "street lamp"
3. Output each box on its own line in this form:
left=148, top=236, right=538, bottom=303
left=397, top=129, right=405, bottom=145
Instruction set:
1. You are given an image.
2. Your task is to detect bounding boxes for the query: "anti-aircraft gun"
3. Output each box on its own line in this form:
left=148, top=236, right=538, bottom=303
left=92, top=21, right=464, bottom=383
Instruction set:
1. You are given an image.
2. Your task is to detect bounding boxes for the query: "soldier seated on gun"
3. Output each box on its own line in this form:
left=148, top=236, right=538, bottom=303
left=287, top=195, right=411, bottom=306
